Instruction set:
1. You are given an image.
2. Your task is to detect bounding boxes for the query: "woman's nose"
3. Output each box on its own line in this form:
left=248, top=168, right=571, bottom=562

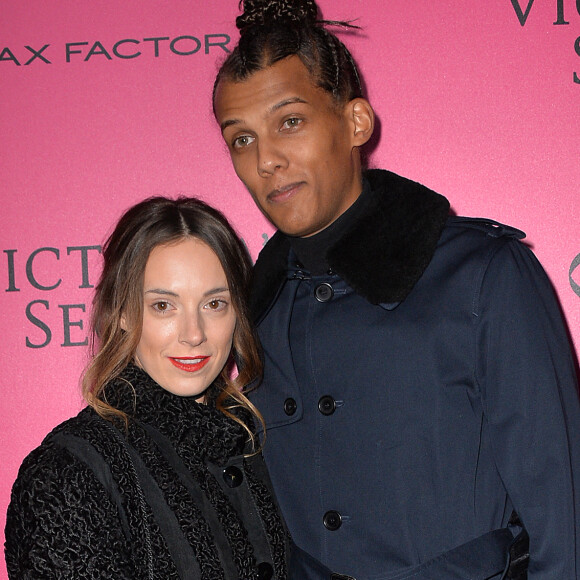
left=178, top=312, right=206, bottom=346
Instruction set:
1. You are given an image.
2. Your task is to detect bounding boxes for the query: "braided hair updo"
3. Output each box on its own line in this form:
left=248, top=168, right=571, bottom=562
left=213, top=0, right=363, bottom=109
left=235, top=0, right=318, bottom=29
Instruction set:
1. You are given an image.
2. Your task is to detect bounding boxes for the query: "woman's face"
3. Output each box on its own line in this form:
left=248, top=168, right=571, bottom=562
left=133, top=237, right=237, bottom=400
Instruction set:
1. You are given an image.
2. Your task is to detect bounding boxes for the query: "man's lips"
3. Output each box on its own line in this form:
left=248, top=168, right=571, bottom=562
left=169, top=357, right=210, bottom=372
left=267, top=182, right=304, bottom=203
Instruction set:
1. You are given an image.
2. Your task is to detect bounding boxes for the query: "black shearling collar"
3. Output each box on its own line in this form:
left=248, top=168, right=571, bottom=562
left=250, top=169, right=450, bottom=322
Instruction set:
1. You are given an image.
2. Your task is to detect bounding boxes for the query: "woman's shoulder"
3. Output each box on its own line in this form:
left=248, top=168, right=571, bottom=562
left=9, top=407, right=114, bottom=499
left=5, top=408, right=134, bottom=578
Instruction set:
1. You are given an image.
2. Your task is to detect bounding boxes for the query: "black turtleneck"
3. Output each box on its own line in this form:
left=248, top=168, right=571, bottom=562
left=289, top=178, right=373, bottom=275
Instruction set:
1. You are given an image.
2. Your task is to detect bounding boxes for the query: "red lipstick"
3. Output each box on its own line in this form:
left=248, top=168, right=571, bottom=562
left=169, top=357, right=210, bottom=372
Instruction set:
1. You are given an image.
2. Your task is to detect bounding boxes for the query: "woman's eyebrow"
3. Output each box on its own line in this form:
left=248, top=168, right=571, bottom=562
left=144, top=287, right=230, bottom=297
left=203, top=287, right=230, bottom=297
left=144, top=289, right=179, bottom=297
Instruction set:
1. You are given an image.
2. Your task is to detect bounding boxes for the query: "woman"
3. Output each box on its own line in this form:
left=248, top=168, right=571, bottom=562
left=5, top=197, right=290, bottom=579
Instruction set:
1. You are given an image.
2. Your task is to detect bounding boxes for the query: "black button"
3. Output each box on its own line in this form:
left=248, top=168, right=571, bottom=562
left=315, top=283, right=334, bottom=302
left=318, top=395, right=336, bottom=416
left=323, top=510, right=342, bottom=531
left=257, top=562, right=273, bottom=580
left=284, top=397, right=297, bottom=416
left=222, top=466, right=243, bottom=488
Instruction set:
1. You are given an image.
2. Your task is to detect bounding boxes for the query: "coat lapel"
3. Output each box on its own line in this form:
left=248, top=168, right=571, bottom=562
left=251, top=169, right=450, bottom=321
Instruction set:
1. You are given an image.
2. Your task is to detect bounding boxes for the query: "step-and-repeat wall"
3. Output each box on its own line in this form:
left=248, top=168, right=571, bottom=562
left=2, top=1, right=579, bottom=574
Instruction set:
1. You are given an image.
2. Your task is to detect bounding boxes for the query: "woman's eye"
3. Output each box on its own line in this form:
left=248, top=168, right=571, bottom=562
left=152, top=301, right=170, bottom=312
left=233, top=135, right=255, bottom=149
left=282, top=117, right=301, bottom=129
left=206, top=299, right=227, bottom=311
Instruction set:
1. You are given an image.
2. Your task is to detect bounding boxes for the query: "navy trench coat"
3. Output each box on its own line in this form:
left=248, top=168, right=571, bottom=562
left=249, top=170, right=580, bottom=579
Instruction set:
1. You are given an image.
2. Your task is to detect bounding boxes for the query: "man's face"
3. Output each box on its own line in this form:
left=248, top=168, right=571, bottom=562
left=214, top=56, right=363, bottom=237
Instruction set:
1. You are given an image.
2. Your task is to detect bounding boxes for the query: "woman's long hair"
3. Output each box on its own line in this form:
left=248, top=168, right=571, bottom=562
left=82, top=196, right=263, bottom=445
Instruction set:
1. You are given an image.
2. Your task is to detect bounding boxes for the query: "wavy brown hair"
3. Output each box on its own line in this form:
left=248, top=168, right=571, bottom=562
left=82, top=196, right=263, bottom=446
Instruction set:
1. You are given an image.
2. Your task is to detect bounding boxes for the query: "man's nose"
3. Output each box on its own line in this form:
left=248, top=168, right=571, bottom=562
left=257, top=138, right=288, bottom=177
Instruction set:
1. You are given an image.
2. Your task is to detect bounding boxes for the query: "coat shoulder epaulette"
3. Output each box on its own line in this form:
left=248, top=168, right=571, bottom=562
left=447, top=216, right=526, bottom=240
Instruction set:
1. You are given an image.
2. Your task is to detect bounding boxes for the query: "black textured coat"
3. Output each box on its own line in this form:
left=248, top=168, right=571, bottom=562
left=5, top=365, right=289, bottom=579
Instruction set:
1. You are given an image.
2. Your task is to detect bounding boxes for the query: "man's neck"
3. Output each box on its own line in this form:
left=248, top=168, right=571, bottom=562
left=289, top=179, right=372, bottom=275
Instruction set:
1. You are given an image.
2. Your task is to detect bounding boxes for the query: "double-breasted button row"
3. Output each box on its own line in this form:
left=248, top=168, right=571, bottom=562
left=323, top=510, right=342, bottom=531
left=284, top=396, right=338, bottom=416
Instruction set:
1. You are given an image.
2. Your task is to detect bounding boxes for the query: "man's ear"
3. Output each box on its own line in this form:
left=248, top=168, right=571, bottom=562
left=348, top=98, right=375, bottom=147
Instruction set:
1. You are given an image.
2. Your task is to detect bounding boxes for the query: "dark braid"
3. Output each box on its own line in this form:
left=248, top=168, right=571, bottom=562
left=235, top=0, right=318, bottom=31
left=213, top=0, right=363, bottom=109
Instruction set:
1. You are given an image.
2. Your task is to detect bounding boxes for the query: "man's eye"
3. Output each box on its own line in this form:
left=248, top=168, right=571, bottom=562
left=282, top=117, right=301, bottom=129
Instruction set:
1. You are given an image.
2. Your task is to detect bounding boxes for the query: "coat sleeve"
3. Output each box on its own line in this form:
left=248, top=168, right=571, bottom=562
left=476, top=238, right=580, bottom=578
left=5, top=442, right=134, bottom=579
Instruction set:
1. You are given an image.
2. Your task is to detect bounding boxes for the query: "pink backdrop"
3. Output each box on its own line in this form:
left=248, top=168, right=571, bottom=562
left=2, top=1, right=579, bottom=575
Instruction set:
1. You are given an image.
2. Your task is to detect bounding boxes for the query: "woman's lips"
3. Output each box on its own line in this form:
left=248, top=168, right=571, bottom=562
left=169, top=357, right=210, bottom=372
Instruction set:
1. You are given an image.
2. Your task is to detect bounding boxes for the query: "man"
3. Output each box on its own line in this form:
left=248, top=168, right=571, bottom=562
left=213, top=1, right=580, bottom=577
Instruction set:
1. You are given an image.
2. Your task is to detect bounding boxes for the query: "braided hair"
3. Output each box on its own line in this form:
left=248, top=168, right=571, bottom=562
left=213, top=0, right=363, bottom=108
